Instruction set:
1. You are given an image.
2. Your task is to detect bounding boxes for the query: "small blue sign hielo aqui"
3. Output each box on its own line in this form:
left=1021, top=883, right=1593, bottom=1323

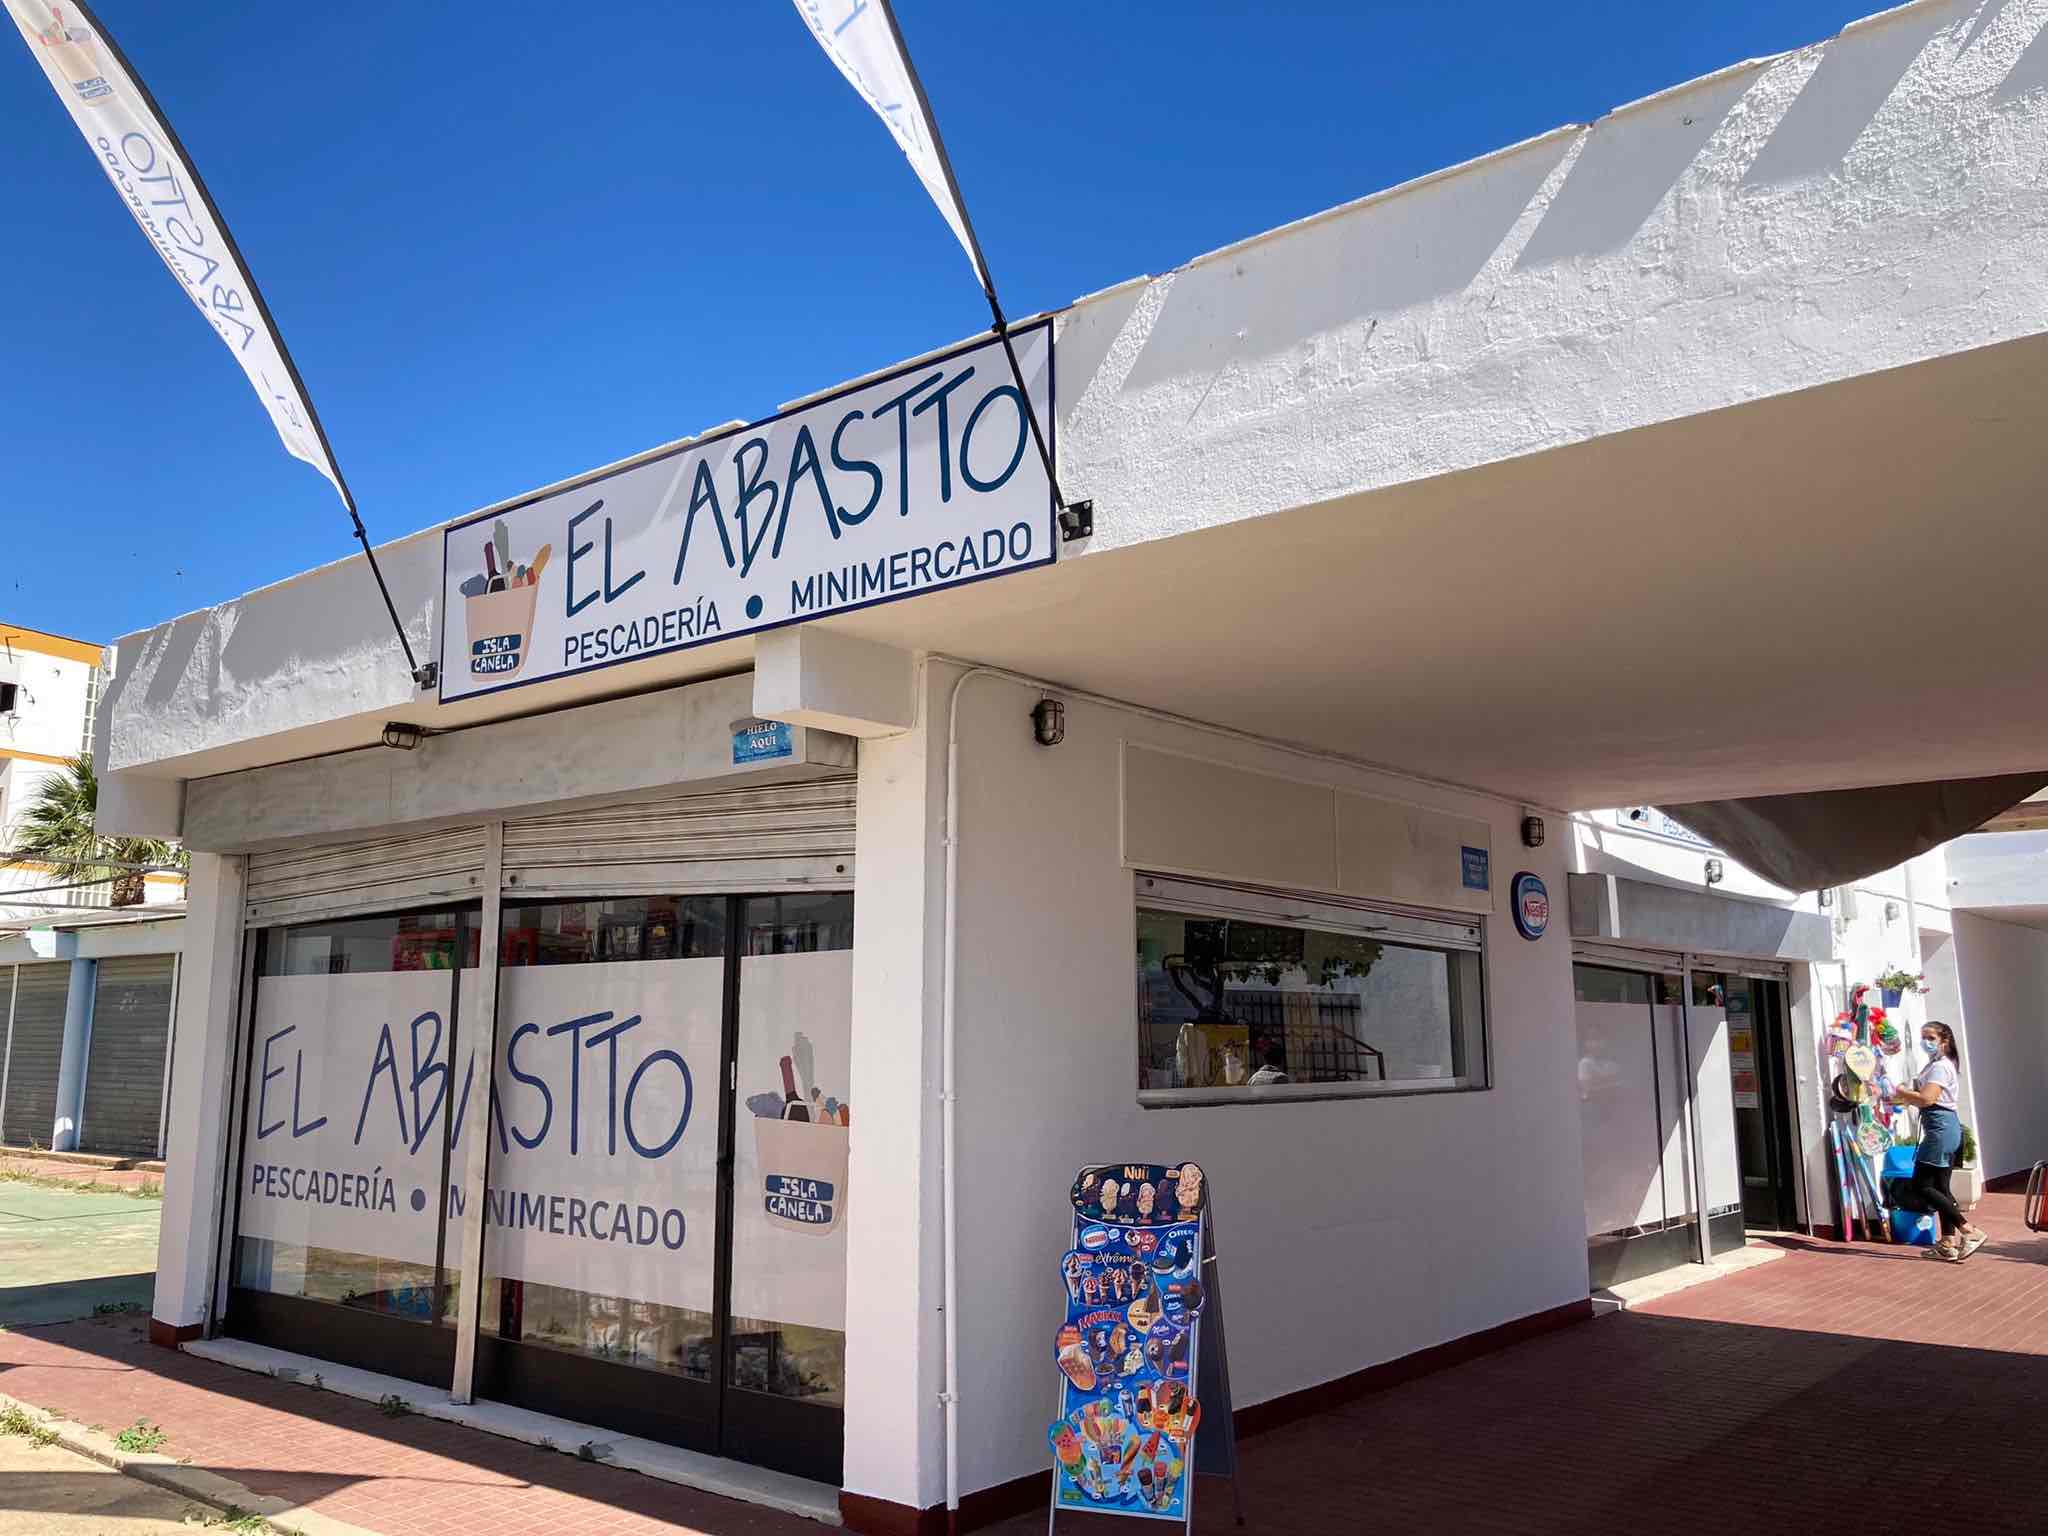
left=732, top=718, right=794, bottom=766
left=1461, top=845, right=1490, bottom=892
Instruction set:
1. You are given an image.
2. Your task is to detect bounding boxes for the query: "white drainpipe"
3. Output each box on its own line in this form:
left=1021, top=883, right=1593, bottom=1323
left=940, top=665, right=999, bottom=1530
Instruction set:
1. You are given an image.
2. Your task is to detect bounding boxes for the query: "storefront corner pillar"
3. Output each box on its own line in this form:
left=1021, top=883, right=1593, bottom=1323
left=841, top=720, right=944, bottom=1514
left=151, top=851, right=247, bottom=1339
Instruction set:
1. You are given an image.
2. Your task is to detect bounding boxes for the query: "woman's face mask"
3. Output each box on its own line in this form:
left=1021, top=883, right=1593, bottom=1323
left=1922, top=1037, right=1943, bottom=1058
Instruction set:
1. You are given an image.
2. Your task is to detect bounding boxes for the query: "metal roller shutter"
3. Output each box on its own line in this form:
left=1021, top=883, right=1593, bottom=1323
left=2, top=963, right=72, bottom=1148
left=81, top=955, right=175, bottom=1158
left=503, top=778, right=857, bottom=896
left=244, top=823, right=488, bottom=924
left=1689, top=952, right=1792, bottom=982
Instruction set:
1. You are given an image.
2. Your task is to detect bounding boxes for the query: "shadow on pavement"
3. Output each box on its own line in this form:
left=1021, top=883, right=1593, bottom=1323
left=0, top=1272, right=154, bottom=1329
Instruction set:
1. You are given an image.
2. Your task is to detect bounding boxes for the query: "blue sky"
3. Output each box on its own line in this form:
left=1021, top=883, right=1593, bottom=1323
left=3, top=1, right=1877, bottom=643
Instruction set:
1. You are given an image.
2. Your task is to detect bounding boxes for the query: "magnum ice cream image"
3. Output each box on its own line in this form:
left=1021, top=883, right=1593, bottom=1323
left=34, top=4, right=113, bottom=106
left=459, top=520, right=550, bottom=680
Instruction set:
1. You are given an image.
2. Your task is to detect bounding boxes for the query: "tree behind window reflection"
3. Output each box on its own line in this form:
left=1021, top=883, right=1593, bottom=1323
left=1163, top=918, right=1382, bottom=1022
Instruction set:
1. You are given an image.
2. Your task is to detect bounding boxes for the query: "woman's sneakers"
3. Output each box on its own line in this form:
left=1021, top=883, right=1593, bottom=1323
left=1932, top=1237, right=1963, bottom=1262
left=1959, top=1230, right=1988, bottom=1260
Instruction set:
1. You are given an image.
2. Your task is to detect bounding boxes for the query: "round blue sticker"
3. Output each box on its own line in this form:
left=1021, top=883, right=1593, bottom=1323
left=1510, top=872, right=1550, bottom=941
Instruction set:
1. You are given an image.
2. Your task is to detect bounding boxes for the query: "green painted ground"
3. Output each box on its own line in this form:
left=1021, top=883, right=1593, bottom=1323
left=0, top=1181, right=160, bottom=1326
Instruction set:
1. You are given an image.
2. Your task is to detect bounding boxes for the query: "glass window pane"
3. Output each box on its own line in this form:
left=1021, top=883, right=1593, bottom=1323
left=501, top=896, right=726, bottom=967
left=235, top=914, right=479, bottom=1330
left=481, top=899, right=726, bottom=1381
left=1137, top=902, right=1484, bottom=1096
left=262, top=909, right=479, bottom=976
left=728, top=896, right=854, bottom=1406
left=741, top=892, right=854, bottom=955
left=1574, top=965, right=1653, bottom=1005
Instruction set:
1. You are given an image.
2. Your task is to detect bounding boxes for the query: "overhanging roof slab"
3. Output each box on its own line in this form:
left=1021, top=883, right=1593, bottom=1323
left=96, top=0, right=2048, bottom=823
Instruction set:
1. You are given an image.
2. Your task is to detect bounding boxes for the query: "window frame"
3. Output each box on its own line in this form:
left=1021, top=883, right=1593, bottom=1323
left=1133, top=872, right=1492, bottom=1108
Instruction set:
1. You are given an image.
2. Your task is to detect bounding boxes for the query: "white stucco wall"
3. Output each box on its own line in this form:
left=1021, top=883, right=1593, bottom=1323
left=1063, top=0, right=2048, bottom=556
left=933, top=665, right=1586, bottom=1499
left=95, top=0, right=2048, bottom=810
left=1949, top=912, right=2048, bottom=1177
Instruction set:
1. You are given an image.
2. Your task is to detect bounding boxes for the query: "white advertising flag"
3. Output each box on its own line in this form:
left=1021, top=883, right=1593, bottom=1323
left=789, top=0, right=990, bottom=292
left=5, top=0, right=347, bottom=504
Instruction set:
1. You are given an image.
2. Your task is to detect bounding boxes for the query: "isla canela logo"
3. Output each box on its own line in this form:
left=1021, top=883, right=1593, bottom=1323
left=34, top=4, right=114, bottom=106
left=457, top=519, right=551, bottom=679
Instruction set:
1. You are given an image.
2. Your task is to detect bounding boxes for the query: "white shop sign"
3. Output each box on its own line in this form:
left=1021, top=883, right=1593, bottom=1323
left=438, top=323, right=1054, bottom=703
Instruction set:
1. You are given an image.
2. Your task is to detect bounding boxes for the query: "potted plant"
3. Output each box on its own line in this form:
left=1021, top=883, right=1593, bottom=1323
left=1953, top=1123, right=1983, bottom=1213
left=1874, top=967, right=1926, bottom=1009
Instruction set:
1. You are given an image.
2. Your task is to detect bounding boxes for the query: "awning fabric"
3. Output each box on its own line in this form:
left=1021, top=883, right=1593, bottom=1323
left=1658, top=773, right=2048, bottom=893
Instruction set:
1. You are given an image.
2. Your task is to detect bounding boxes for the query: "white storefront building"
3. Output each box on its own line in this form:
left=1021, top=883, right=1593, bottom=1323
left=91, top=3, right=2048, bottom=1527
left=1566, top=806, right=2048, bottom=1291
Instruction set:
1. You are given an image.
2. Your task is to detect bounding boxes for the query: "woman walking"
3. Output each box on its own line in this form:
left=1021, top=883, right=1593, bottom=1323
left=1884, top=1021, right=1986, bottom=1261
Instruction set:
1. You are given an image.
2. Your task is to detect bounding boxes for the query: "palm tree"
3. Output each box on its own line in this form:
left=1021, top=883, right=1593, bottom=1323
left=11, top=755, right=184, bottom=907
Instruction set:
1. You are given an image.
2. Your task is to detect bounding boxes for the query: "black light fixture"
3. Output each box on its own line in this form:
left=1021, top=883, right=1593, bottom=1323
left=1704, top=857, right=1724, bottom=886
left=1056, top=499, right=1094, bottom=542
left=1521, top=815, right=1546, bottom=849
left=1030, top=696, right=1066, bottom=747
left=381, top=720, right=425, bottom=751
left=1818, top=887, right=1834, bottom=908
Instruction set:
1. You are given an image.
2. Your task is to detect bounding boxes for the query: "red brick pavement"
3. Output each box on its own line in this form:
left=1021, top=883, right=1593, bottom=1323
left=0, top=1152, right=164, bottom=1192
left=0, top=1315, right=817, bottom=1536
left=1, top=1192, right=2043, bottom=1536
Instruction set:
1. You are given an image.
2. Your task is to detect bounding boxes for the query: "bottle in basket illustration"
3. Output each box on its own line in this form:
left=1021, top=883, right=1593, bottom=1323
left=34, top=4, right=114, bottom=106
left=747, top=1034, right=850, bottom=1235
left=458, top=519, right=550, bottom=680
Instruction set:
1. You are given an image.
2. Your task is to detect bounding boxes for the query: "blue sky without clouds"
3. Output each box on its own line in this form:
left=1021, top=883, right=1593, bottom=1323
left=2, top=1, right=1879, bottom=642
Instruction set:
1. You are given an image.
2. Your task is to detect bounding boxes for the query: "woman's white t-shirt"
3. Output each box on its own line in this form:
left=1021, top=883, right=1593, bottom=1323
left=1917, top=1054, right=1960, bottom=1109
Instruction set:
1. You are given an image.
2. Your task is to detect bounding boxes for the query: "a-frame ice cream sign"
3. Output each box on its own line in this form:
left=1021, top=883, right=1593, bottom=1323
left=1048, top=1162, right=1243, bottom=1527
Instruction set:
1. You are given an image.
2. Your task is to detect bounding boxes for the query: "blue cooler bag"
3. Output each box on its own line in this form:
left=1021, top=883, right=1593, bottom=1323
left=1883, top=1144, right=1936, bottom=1246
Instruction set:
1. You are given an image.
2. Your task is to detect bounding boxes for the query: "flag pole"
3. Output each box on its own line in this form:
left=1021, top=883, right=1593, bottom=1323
left=65, top=0, right=437, bottom=690
left=874, top=0, right=1092, bottom=543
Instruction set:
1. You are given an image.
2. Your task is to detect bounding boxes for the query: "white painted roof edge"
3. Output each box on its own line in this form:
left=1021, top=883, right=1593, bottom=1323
left=111, top=0, right=1939, bottom=649
left=1155, top=0, right=1942, bottom=280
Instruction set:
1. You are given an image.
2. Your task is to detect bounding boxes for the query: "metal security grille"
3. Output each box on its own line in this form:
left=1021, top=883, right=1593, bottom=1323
left=502, top=778, right=857, bottom=896
left=81, top=955, right=175, bottom=1157
left=244, top=824, right=489, bottom=925
left=1221, top=989, right=1387, bottom=1082
left=1, top=963, right=71, bottom=1148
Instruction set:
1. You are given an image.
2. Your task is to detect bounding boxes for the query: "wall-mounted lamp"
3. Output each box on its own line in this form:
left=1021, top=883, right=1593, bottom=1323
left=1704, top=857, right=1725, bottom=886
left=381, top=721, right=425, bottom=751
left=1884, top=900, right=1901, bottom=922
left=1521, top=815, right=1546, bottom=849
left=1818, top=888, right=1834, bottom=909
left=1030, top=697, right=1066, bottom=747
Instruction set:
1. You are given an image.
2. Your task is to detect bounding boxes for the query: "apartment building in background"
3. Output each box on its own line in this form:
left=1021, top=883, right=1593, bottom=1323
left=1, top=621, right=183, bottom=923
left=2, top=621, right=186, bottom=1158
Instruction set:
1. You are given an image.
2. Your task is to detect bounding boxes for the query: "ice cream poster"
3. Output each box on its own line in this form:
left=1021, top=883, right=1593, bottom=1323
left=437, top=323, right=1054, bottom=702
left=1049, top=1163, right=1208, bottom=1522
